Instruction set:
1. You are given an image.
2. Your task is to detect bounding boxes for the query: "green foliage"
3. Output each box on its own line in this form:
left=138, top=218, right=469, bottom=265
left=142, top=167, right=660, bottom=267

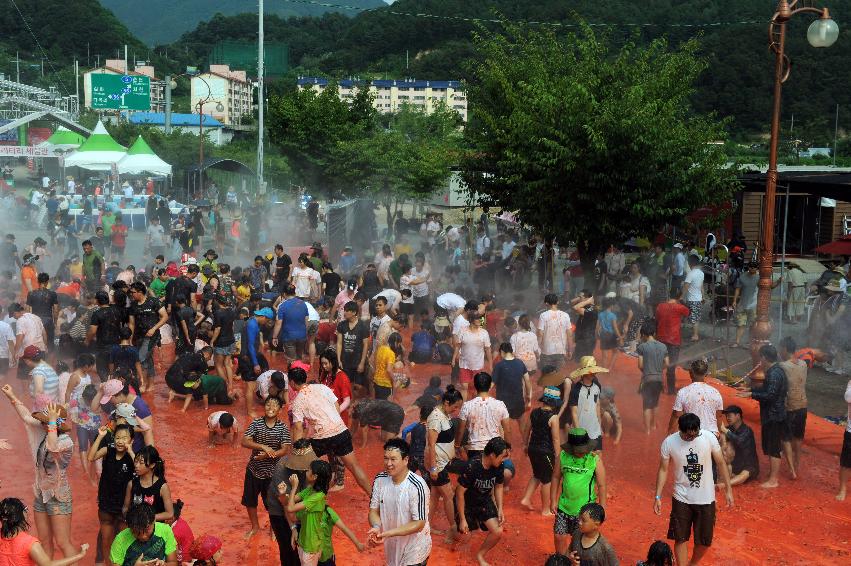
left=266, top=83, right=377, bottom=199
left=461, top=20, right=739, bottom=254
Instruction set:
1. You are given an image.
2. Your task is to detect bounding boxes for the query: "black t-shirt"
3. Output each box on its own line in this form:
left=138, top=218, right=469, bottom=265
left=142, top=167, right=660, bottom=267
left=90, top=305, right=124, bottom=346
left=274, top=254, right=292, bottom=283
left=213, top=307, right=237, bottom=347
left=575, top=307, right=598, bottom=342
left=458, top=459, right=504, bottom=507
left=729, top=422, right=760, bottom=477
left=174, top=306, right=198, bottom=342
left=98, top=445, right=135, bottom=513
left=491, top=358, right=527, bottom=409
left=165, top=277, right=198, bottom=308
left=0, top=241, right=17, bottom=264
left=336, top=319, right=369, bottom=369
left=128, top=297, right=163, bottom=340
left=26, top=288, right=58, bottom=320
left=321, top=272, right=342, bottom=298
left=166, top=352, right=208, bottom=380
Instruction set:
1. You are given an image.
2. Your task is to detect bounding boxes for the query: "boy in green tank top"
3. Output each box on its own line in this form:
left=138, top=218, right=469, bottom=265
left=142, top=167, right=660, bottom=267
left=550, top=428, right=607, bottom=556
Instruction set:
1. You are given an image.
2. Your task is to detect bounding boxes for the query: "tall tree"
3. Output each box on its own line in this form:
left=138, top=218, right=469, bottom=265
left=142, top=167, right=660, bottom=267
left=461, top=21, right=739, bottom=259
left=266, top=83, right=376, bottom=200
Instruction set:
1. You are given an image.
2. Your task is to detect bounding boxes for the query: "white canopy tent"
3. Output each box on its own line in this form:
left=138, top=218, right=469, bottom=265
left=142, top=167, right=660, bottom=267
left=63, top=121, right=126, bottom=171
left=117, top=136, right=172, bottom=176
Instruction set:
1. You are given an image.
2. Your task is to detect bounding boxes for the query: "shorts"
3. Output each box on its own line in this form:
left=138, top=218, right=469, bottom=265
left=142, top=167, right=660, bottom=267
left=761, top=421, right=785, bottom=458
left=425, top=468, right=451, bottom=487
left=540, top=354, right=565, bottom=370
left=413, top=295, right=430, bottom=314
left=33, top=493, right=72, bottom=515
left=667, top=498, right=716, bottom=546
left=241, top=468, right=271, bottom=509
left=400, top=302, right=415, bottom=316
left=457, top=497, right=498, bottom=531
left=238, top=353, right=269, bottom=382
left=214, top=343, right=237, bottom=356
left=373, top=383, right=392, bottom=400
left=310, top=430, right=354, bottom=459
left=318, top=557, right=336, bottom=566
left=76, top=426, right=99, bottom=451
left=553, top=510, right=579, bottom=535
left=503, top=458, right=515, bottom=477
left=111, top=244, right=125, bottom=254
left=641, top=381, right=664, bottom=409
left=506, top=403, right=525, bottom=421
left=528, top=451, right=554, bottom=484
left=283, top=339, right=306, bottom=361
left=458, top=368, right=479, bottom=385
left=687, top=301, right=703, bottom=324
left=599, top=332, right=618, bottom=351
left=841, top=431, right=851, bottom=469
left=0, top=358, right=7, bottom=372
left=735, top=309, right=756, bottom=328
left=307, top=321, right=319, bottom=338
left=574, top=338, right=596, bottom=360
left=784, top=408, right=807, bottom=440
left=589, top=436, right=603, bottom=452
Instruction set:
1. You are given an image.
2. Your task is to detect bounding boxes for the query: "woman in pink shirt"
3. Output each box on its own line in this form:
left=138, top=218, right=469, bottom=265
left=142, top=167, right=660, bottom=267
left=0, top=497, right=88, bottom=566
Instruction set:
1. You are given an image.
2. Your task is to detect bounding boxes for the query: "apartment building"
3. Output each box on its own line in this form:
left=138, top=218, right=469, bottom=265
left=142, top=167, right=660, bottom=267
left=191, top=64, right=254, bottom=126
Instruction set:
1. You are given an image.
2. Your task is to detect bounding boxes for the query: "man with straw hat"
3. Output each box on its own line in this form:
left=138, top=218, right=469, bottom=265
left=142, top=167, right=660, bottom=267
left=567, top=356, right=609, bottom=450
left=550, top=427, right=607, bottom=556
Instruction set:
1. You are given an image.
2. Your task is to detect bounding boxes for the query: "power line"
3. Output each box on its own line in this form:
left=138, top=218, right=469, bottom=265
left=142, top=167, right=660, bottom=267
left=275, top=0, right=765, bottom=29
left=8, top=0, right=70, bottom=95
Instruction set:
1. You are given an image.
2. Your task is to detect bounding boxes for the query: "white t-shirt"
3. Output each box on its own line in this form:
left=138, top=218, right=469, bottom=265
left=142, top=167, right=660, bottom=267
left=538, top=309, right=571, bottom=355
left=660, top=430, right=720, bottom=505
left=370, top=471, right=432, bottom=566
left=305, top=302, right=320, bottom=322
left=42, top=176, right=50, bottom=189
left=845, top=380, right=851, bottom=433
left=289, top=384, right=346, bottom=440
left=426, top=220, right=440, bottom=244
left=147, top=223, right=166, bottom=247
left=436, top=293, right=465, bottom=313
left=409, top=266, right=430, bottom=298
left=459, top=396, right=509, bottom=451
left=207, top=411, right=237, bottom=433
left=684, top=268, right=704, bottom=302
left=457, top=327, right=490, bottom=370
left=452, top=314, right=470, bottom=337
left=257, top=370, right=287, bottom=400
left=15, top=313, right=46, bottom=356
left=375, top=289, right=402, bottom=310
left=67, top=180, right=75, bottom=193
left=0, top=320, right=14, bottom=359
left=292, top=266, right=319, bottom=298
left=426, top=408, right=454, bottom=471
left=673, top=382, right=724, bottom=433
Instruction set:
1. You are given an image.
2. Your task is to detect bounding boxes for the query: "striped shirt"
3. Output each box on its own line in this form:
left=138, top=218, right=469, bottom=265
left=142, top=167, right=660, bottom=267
left=29, top=362, right=61, bottom=402
left=370, top=471, right=431, bottom=566
left=244, top=418, right=291, bottom=479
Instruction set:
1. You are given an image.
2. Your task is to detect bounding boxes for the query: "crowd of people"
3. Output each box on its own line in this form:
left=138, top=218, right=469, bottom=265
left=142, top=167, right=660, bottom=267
left=0, top=191, right=849, bottom=566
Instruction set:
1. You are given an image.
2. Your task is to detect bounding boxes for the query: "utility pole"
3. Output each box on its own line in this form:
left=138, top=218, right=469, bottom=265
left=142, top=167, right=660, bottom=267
left=12, top=52, right=21, bottom=83
left=833, top=104, right=839, bottom=167
left=41, top=58, right=44, bottom=77
left=75, top=59, right=79, bottom=103
left=257, top=0, right=265, bottom=192
left=165, top=75, right=172, bottom=134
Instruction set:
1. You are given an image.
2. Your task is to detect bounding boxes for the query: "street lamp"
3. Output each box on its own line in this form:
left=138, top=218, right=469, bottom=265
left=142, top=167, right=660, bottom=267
left=751, top=1, right=839, bottom=384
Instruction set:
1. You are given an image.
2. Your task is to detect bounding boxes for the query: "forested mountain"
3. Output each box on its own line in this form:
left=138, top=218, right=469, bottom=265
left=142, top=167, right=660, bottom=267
left=169, top=0, right=851, bottom=141
left=99, top=0, right=386, bottom=46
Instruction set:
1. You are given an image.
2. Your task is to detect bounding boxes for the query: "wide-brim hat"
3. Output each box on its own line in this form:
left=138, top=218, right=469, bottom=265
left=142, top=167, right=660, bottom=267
left=204, top=249, right=218, bottom=259
left=561, top=427, right=592, bottom=454
left=825, top=279, right=844, bottom=292
left=286, top=445, right=319, bottom=471
left=31, top=397, right=72, bottom=433
left=569, top=356, right=609, bottom=380
left=538, top=367, right=566, bottom=387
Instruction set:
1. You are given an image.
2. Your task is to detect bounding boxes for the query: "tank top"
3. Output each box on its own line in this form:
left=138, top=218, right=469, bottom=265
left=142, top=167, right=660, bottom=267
left=361, top=270, right=381, bottom=297
left=130, top=476, right=167, bottom=514
left=557, top=451, right=598, bottom=516
left=0, top=532, right=38, bottom=566
left=528, top=408, right=555, bottom=455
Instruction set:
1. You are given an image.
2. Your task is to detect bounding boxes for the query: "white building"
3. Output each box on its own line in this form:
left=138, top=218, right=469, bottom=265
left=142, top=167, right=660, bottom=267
left=128, top=112, right=232, bottom=146
left=190, top=65, right=253, bottom=126
left=83, top=59, right=165, bottom=112
left=297, top=77, right=468, bottom=121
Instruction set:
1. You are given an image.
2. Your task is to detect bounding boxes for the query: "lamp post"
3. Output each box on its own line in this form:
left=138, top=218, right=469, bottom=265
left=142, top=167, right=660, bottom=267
left=751, top=0, right=839, bottom=385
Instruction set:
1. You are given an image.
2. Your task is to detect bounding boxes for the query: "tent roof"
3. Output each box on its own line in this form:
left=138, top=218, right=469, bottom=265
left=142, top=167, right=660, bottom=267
left=45, top=126, right=86, bottom=146
left=117, top=152, right=172, bottom=176
left=127, top=135, right=156, bottom=156
left=74, top=121, right=126, bottom=153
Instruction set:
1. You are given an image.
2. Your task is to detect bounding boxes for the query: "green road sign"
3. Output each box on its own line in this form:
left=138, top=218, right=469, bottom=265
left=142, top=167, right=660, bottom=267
left=91, top=74, right=151, bottom=110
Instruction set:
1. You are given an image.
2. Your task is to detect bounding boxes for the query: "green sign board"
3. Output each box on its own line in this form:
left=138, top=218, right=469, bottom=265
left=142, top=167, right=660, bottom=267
left=91, top=74, right=151, bottom=110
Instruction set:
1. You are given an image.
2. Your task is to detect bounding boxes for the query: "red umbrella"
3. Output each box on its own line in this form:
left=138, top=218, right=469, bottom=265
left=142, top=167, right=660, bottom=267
left=814, top=234, right=851, bottom=255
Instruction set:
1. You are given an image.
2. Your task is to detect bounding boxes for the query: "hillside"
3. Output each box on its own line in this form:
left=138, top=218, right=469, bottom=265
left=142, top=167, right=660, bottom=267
left=99, top=0, right=386, bottom=46
left=167, top=0, right=851, bottom=140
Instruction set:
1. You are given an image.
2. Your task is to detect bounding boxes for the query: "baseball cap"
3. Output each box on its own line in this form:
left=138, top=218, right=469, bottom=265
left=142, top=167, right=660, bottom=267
left=347, top=278, right=358, bottom=290
left=100, top=379, right=125, bottom=405
left=673, top=242, right=684, bottom=249
left=722, top=405, right=743, bottom=415
left=21, top=345, right=42, bottom=360
left=114, top=402, right=151, bottom=430
left=254, top=307, right=274, bottom=319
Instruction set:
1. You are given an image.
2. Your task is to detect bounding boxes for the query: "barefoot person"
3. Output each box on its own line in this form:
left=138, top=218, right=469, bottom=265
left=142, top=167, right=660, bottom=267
left=736, top=345, right=793, bottom=487
left=0, top=497, right=90, bottom=566
left=240, top=395, right=291, bottom=539
left=289, top=366, right=373, bottom=496
left=637, top=320, right=669, bottom=435
left=719, top=405, right=759, bottom=486
left=425, top=385, right=463, bottom=541
left=654, top=413, right=733, bottom=566
left=367, top=438, right=431, bottom=566
left=456, top=437, right=511, bottom=566
left=520, top=386, right=562, bottom=516
left=668, top=360, right=724, bottom=437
